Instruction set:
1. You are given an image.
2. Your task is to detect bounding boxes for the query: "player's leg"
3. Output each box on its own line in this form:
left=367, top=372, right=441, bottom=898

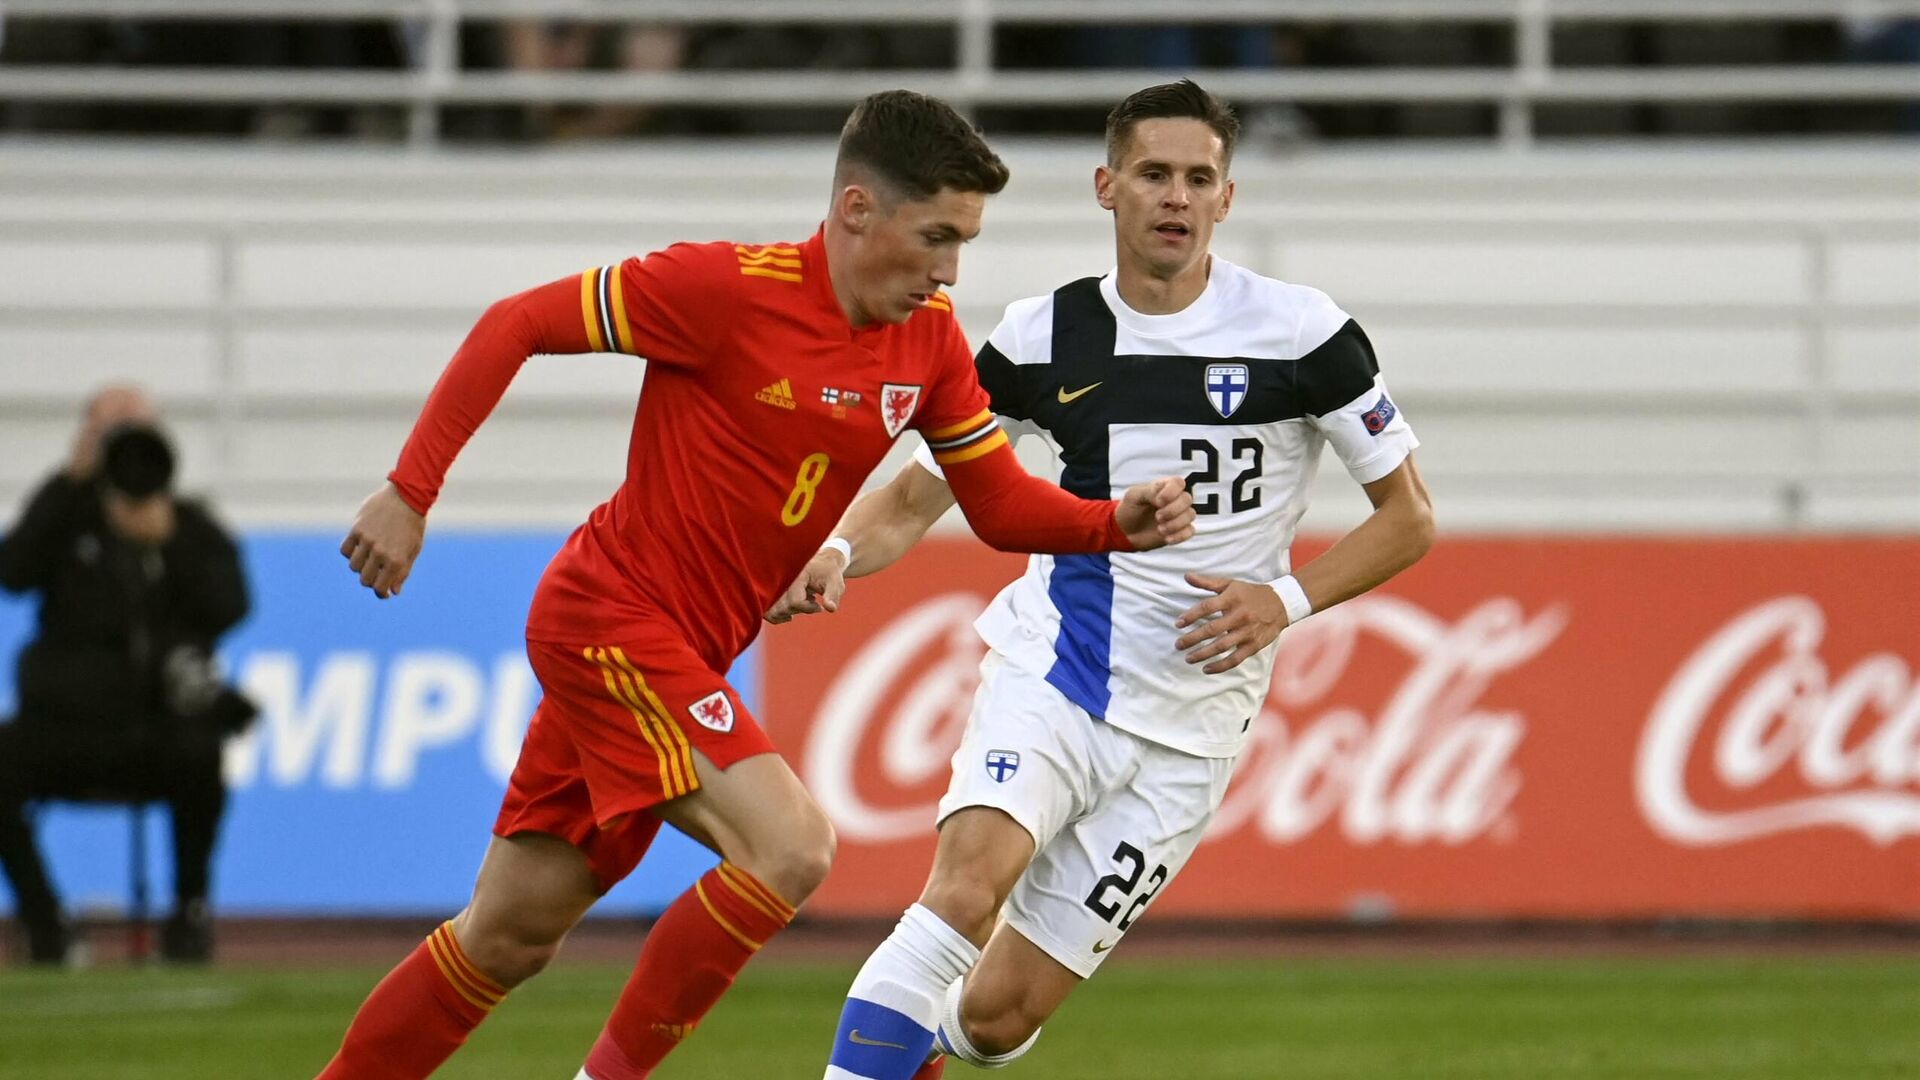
left=556, top=631, right=828, bottom=1079
left=936, top=927, right=1076, bottom=1068
left=822, top=807, right=1035, bottom=1080
left=823, top=655, right=1085, bottom=1080
left=580, top=747, right=832, bottom=1080
left=315, top=833, right=602, bottom=1079
left=314, top=699, right=608, bottom=1080
left=936, top=731, right=1236, bottom=1069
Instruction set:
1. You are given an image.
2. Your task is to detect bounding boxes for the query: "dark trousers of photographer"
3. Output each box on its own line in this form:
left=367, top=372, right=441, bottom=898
left=0, top=643, right=230, bottom=948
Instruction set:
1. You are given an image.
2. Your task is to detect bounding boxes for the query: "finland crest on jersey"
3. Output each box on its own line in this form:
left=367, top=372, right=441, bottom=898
left=1205, top=363, right=1248, bottom=418
left=921, top=257, right=1420, bottom=761
left=985, top=749, right=1021, bottom=782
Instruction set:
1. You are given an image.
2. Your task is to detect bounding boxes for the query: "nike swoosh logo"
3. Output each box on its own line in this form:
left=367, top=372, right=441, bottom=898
left=849, top=1030, right=910, bottom=1050
left=1057, top=382, right=1103, bottom=404
left=1092, top=939, right=1114, bottom=953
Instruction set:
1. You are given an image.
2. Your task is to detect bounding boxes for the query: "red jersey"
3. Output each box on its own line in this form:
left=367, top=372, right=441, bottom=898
left=389, top=230, right=1129, bottom=675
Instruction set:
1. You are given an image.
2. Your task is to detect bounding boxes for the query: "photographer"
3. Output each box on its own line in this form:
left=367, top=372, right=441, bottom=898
left=0, top=386, right=254, bottom=965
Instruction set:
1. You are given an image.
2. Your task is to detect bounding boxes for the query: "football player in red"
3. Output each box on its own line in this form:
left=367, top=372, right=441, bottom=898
left=314, top=90, right=1195, bottom=1080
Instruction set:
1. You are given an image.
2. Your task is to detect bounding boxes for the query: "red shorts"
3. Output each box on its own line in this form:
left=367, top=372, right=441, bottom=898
left=493, top=625, right=777, bottom=891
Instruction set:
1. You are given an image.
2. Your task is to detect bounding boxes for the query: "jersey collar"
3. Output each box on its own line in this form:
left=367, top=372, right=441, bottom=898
left=801, top=226, right=891, bottom=343
left=1099, top=255, right=1229, bottom=339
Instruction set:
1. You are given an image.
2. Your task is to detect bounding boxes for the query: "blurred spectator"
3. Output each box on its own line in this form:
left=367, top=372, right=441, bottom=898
left=1844, top=16, right=1920, bottom=131
left=232, top=19, right=409, bottom=140
left=0, top=386, right=255, bottom=966
left=1073, top=24, right=1277, bottom=69
left=1070, top=24, right=1313, bottom=146
left=501, top=19, right=689, bottom=140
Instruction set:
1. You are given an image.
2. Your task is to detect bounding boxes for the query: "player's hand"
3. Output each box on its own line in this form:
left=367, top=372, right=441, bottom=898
left=765, top=546, right=849, bottom=624
left=1173, top=572, right=1288, bottom=674
left=1115, top=476, right=1195, bottom=551
left=341, top=482, right=425, bottom=600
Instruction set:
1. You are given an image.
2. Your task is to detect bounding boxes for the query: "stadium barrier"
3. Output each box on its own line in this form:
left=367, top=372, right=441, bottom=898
left=768, top=535, right=1920, bottom=919
left=6, top=0, right=1920, bottom=147
left=4, top=531, right=1913, bottom=919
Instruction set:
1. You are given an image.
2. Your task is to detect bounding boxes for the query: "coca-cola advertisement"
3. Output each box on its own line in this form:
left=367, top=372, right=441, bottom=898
left=760, top=537, right=1920, bottom=919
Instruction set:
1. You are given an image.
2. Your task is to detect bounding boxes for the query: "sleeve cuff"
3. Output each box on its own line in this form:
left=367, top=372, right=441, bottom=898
left=1344, top=432, right=1419, bottom=485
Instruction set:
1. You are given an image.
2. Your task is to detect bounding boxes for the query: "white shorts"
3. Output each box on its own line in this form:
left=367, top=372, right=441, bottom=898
left=936, top=652, right=1236, bottom=978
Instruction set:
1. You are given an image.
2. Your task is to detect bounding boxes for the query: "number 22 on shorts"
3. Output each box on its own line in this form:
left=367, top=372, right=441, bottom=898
left=782, top=452, right=831, bottom=526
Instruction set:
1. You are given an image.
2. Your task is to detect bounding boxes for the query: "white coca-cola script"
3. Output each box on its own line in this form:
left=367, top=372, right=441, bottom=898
left=803, top=592, right=1565, bottom=846
left=1637, top=595, right=1920, bottom=846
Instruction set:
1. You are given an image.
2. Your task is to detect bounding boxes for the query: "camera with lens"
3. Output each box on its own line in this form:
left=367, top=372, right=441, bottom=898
left=99, top=423, right=176, bottom=498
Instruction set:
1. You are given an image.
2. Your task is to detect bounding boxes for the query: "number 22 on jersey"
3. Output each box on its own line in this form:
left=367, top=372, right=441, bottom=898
left=782, top=452, right=831, bottom=526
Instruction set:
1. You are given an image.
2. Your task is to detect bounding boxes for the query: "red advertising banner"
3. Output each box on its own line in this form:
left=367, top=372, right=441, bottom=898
left=759, top=536, right=1920, bottom=919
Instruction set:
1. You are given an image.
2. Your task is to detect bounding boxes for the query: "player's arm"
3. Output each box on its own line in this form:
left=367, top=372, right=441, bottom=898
left=834, top=460, right=956, bottom=578
left=765, top=460, right=954, bottom=623
left=1293, top=455, right=1434, bottom=609
left=940, top=421, right=1192, bottom=555
left=923, top=325, right=1195, bottom=559
left=765, top=433, right=1196, bottom=623
left=1176, top=457, right=1434, bottom=672
left=915, top=314, right=1193, bottom=557
left=765, top=307, right=1192, bottom=625
left=1177, top=309, right=1430, bottom=673
left=340, top=272, right=600, bottom=598
left=345, top=246, right=729, bottom=598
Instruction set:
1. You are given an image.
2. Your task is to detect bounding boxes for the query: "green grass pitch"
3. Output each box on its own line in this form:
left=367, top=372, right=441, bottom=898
left=1, top=955, right=1915, bottom=1078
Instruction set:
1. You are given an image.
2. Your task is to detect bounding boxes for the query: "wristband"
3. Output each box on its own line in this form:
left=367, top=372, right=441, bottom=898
left=1269, top=574, right=1312, bottom=625
left=821, top=536, right=853, bottom=568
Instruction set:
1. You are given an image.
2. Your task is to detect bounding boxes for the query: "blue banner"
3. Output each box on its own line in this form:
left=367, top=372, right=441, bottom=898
left=0, top=533, right=747, bottom=915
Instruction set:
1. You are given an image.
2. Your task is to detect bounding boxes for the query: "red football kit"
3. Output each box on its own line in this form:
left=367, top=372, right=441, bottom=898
left=387, top=230, right=1134, bottom=887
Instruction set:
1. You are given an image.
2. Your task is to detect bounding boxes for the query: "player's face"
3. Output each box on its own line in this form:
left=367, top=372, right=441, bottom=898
left=852, top=187, right=985, bottom=325
left=1096, top=118, right=1234, bottom=281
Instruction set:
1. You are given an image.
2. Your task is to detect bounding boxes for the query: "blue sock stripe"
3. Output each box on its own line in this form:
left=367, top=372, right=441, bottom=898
left=828, top=998, right=937, bottom=1080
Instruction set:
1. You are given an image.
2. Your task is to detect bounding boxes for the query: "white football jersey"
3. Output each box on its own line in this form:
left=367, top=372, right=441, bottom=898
left=918, top=257, right=1418, bottom=758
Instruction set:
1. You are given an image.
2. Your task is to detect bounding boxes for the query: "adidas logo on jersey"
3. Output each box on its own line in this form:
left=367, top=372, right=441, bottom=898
left=755, top=378, right=798, bottom=410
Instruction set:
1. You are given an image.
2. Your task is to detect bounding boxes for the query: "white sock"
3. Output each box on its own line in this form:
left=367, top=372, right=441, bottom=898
left=936, top=975, right=1041, bottom=1069
left=824, top=904, right=980, bottom=1080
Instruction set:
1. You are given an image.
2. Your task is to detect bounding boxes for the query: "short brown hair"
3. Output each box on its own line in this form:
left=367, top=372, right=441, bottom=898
left=835, top=90, right=1010, bottom=202
left=1105, top=79, right=1240, bottom=169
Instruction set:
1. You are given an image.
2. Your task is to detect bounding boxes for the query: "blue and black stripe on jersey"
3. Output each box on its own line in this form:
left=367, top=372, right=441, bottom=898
left=975, top=275, right=1382, bottom=721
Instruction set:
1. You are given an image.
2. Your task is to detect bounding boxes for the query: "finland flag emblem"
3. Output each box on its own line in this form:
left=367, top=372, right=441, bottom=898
left=985, top=749, right=1021, bottom=783
left=1205, top=363, right=1249, bottom=418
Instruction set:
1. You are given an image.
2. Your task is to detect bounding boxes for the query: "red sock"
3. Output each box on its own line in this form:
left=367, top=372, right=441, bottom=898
left=315, top=921, right=508, bottom=1080
left=583, top=862, right=796, bottom=1079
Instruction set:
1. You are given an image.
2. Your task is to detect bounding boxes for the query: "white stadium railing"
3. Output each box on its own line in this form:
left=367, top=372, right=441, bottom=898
left=4, top=0, right=1920, bottom=147
left=1, top=145, right=1914, bottom=533
left=2, top=4, right=1916, bottom=532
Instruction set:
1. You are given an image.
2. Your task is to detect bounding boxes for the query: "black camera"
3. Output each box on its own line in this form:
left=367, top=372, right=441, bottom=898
left=163, top=645, right=260, bottom=736
left=99, top=424, right=176, bottom=498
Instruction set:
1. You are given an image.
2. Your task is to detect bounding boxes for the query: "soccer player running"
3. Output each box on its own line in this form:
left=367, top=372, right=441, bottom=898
left=779, top=81, right=1435, bottom=1080
left=314, top=90, right=1196, bottom=1080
